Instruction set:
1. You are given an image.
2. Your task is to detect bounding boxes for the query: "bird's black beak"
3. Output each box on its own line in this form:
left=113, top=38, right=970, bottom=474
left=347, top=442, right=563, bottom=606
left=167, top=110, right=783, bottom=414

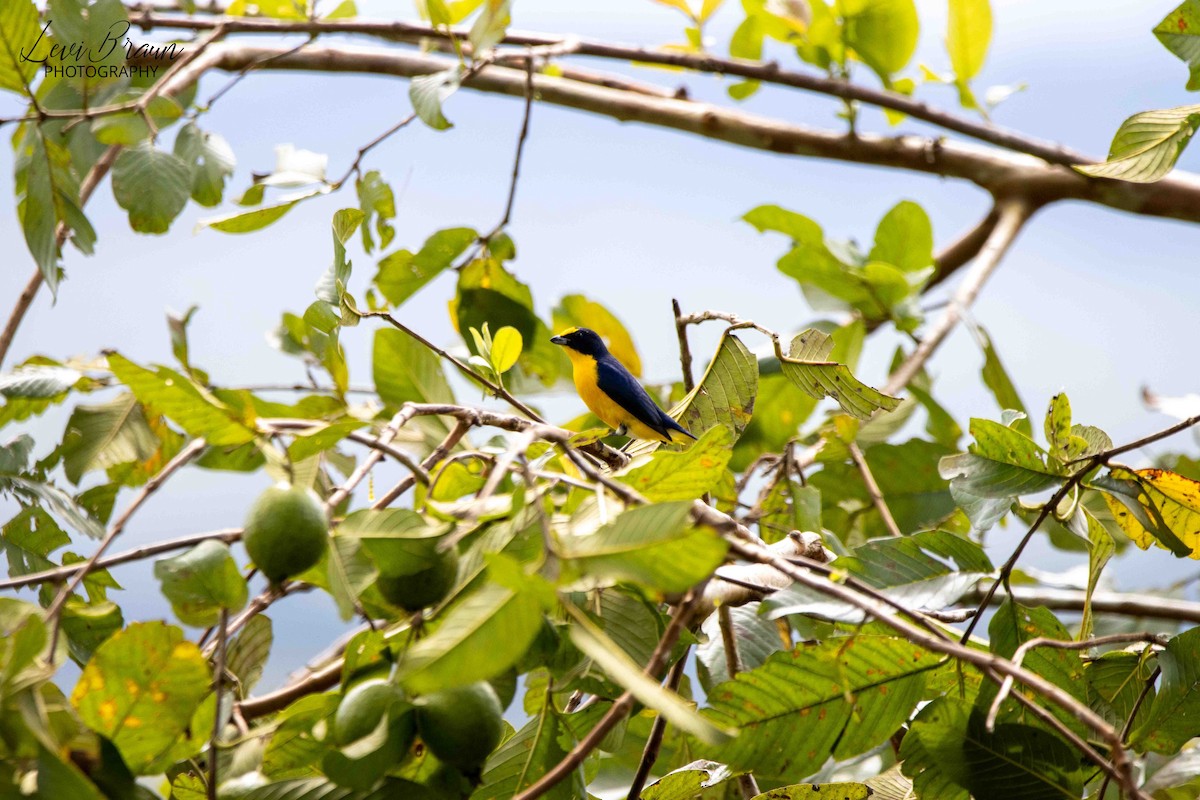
left=550, top=336, right=568, bottom=346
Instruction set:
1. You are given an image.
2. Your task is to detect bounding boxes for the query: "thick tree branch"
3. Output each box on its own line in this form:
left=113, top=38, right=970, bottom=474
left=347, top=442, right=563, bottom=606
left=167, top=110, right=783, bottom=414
left=129, top=11, right=1089, bottom=166
left=174, top=42, right=1200, bottom=225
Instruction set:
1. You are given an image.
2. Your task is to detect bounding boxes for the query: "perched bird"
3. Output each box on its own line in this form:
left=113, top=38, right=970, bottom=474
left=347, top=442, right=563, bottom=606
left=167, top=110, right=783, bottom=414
left=551, top=327, right=696, bottom=444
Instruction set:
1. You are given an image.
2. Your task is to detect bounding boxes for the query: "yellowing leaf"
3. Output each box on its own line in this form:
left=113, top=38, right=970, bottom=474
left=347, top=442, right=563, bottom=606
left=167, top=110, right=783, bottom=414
left=71, top=622, right=212, bottom=774
left=618, top=426, right=733, bottom=502
left=1103, top=467, right=1200, bottom=558
left=490, top=326, right=523, bottom=374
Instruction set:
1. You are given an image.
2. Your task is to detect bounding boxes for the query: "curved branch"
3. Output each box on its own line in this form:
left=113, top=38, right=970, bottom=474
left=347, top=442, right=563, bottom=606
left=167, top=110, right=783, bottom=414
left=191, top=42, right=1200, bottom=225
left=884, top=197, right=1033, bottom=395
left=130, top=10, right=1088, bottom=166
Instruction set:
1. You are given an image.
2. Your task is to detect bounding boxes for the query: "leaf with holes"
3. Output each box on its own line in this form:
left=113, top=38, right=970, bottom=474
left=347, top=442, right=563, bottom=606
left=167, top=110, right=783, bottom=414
left=781, top=330, right=900, bottom=419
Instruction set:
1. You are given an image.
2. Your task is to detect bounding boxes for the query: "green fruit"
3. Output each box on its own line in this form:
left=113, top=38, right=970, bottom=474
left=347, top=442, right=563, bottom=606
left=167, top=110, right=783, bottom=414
left=415, top=682, right=503, bottom=772
left=243, top=484, right=328, bottom=582
left=334, top=680, right=405, bottom=746
left=376, top=547, right=459, bottom=611
left=325, top=680, right=417, bottom=791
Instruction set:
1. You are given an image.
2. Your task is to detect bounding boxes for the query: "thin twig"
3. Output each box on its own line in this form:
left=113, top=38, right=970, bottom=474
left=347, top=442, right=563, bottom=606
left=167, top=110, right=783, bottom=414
left=984, top=633, right=1168, bottom=731
left=45, top=438, right=208, bottom=652
left=725, top=536, right=1147, bottom=800
left=1098, top=663, right=1163, bottom=799
left=672, top=298, right=695, bottom=393
left=330, top=112, right=418, bottom=189
left=625, top=651, right=690, bottom=800
left=492, top=50, right=535, bottom=234
left=363, top=312, right=543, bottom=421
left=847, top=441, right=902, bottom=537
left=375, top=419, right=471, bottom=506
left=0, top=528, right=241, bottom=591
left=207, top=607, right=230, bottom=800
left=511, top=593, right=704, bottom=800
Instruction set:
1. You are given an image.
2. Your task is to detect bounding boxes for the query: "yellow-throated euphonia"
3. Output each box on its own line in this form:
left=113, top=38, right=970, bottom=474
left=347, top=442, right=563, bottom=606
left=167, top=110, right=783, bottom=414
left=551, top=327, right=696, bottom=444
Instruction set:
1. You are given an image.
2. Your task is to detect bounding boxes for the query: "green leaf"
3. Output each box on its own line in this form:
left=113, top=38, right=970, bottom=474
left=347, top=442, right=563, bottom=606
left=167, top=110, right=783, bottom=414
left=61, top=394, right=160, bottom=484
left=399, top=582, right=543, bottom=693
left=372, top=326, right=455, bottom=447
left=1155, top=1, right=1200, bottom=91
left=410, top=66, right=465, bottom=130
left=655, top=332, right=758, bottom=457
left=1076, top=105, right=1200, bottom=183
left=340, top=508, right=446, bottom=577
left=1132, top=626, right=1200, bottom=753
left=947, top=0, right=992, bottom=106
left=642, top=761, right=741, bottom=800
left=1079, top=508, right=1114, bottom=639
left=901, top=696, right=1084, bottom=800
left=154, top=540, right=249, bottom=627
left=60, top=598, right=123, bottom=665
left=841, top=0, right=919, bottom=81
left=3, top=506, right=69, bottom=577
left=751, top=785, right=872, bottom=800
left=987, top=599, right=1089, bottom=736
left=567, top=607, right=730, bottom=746
left=869, top=200, right=933, bottom=273
left=355, top=170, right=395, bottom=253
left=197, top=188, right=327, bottom=234
left=617, top=426, right=732, bottom=502
left=696, top=603, right=783, bottom=691
left=781, top=330, right=900, bottom=419
left=373, top=227, right=477, bottom=306
left=324, top=534, right=376, bottom=621
left=226, top=614, right=273, bottom=698
left=262, top=695, right=338, bottom=780
left=1085, top=651, right=1156, bottom=732
left=111, top=143, right=193, bottom=234
left=0, top=365, right=81, bottom=398
left=0, top=0, right=39, bottom=95
left=5, top=474, right=105, bottom=538
left=703, top=635, right=939, bottom=781
left=35, top=745, right=105, bottom=800
left=14, top=127, right=70, bottom=295
left=489, top=326, right=523, bottom=374
left=474, top=703, right=586, bottom=800
left=107, top=353, right=256, bottom=446
left=454, top=256, right=562, bottom=386
left=174, top=123, right=236, bottom=207
left=71, top=622, right=213, bottom=774
left=973, top=322, right=1032, bottom=437
left=561, top=502, right=728, bottom=594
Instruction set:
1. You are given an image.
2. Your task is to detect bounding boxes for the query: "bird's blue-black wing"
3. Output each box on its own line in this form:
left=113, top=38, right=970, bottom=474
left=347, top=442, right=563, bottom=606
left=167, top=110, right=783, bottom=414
left=595, top=356, right=674, bottom=437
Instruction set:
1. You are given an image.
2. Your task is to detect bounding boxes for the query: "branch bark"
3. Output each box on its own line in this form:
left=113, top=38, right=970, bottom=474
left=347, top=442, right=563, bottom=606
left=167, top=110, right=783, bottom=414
left=188, top=42, right=1200, bottom=224
left=129, top=11, right=1089, bottom=166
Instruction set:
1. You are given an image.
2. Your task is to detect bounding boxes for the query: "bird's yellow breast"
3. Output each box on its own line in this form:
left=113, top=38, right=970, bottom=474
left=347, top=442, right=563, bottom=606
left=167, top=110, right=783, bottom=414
left=563, top=350, right=674, bottom=443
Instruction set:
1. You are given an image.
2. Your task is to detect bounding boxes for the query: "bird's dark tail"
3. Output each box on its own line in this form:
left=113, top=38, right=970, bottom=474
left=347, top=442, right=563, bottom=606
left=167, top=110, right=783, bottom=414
left=663, top=414, right=697, bottom=441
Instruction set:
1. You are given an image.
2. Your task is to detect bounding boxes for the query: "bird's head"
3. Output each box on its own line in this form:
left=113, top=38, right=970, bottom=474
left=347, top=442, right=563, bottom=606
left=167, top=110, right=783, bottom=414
left=551, top=327, right=609, bottom=358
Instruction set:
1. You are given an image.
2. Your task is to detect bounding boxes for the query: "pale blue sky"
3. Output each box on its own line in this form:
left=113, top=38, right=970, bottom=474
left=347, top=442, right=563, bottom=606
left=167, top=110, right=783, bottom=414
left=2, top=0, right=1199, bottom=689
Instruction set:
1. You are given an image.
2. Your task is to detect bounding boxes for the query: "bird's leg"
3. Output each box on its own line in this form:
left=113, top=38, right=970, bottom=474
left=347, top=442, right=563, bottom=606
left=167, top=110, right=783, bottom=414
left=615, top=423, right=629, bottom=437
